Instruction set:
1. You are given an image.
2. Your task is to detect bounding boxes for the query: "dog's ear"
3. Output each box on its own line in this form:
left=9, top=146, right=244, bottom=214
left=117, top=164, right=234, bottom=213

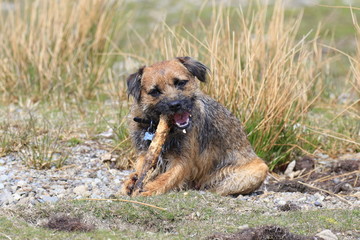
left=177, top=57, right=208, bottom=82
left=127, top=66, right=144, bottom=102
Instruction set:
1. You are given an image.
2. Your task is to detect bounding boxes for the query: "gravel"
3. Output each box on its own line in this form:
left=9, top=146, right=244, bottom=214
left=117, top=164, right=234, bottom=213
left=0, top=142, right=359, bottom=212
left=0, top=140, right=131, bottom=207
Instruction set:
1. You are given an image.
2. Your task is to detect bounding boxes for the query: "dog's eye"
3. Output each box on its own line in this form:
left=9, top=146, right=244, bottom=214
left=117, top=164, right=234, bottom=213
left=148, top=88, right=162, bottom=97
left=174, top=79, right=188, bottom=89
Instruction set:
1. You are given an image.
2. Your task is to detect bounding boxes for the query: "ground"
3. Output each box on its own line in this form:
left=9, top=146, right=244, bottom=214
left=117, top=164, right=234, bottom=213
left=0, top=139, right=359, bottom=239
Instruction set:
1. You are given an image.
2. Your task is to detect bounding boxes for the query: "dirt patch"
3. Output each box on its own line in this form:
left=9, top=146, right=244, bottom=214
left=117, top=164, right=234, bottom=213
left=332, top=160, right=360, bottom=173
left=206, top=225, right=314, bottom=240
left=267, top=157, right=360, bottom=195
left=294, top=156, right=315, bottom=172
left=267, top=180, right=313, bottom=193
left=278, top=202, right=301, bottom=211
left=44, top=214, right=94, bottom=232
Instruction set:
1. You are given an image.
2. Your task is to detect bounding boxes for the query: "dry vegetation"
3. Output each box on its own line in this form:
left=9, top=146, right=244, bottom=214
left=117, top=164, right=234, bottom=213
left=0, top=0, right=358, bottom=169
left=0, top=0, right=126, bottom=104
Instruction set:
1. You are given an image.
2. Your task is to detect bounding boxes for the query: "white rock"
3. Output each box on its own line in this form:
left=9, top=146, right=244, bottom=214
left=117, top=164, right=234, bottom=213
left=73, top=185, right=90, bottom=197
left=98, top=128, right=114, bottom=138
left=13, top=193, right=22, bottom=201
left=100, top=153, right=112, bottom=161
left=316, top=229, right=338, bottom=240
left=314, top=192, right=325, bottom=201
left=284, top=160, right=296, bottom=176
left=0, top=189, right=14, bottom=205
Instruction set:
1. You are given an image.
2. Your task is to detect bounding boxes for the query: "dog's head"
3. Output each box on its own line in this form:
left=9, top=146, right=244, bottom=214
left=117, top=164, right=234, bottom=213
left=127, top=57, right=208, bottom=130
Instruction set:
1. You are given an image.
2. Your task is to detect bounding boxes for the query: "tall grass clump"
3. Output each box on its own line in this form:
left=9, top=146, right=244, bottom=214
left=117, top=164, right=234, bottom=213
left=125, top=2, right=326, bottom=168
left=350, top=11, right=360, bottom=97
left=0, top=0, right=125, bottom=105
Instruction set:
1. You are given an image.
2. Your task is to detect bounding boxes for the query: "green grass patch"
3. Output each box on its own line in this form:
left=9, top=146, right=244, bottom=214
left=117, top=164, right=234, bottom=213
left=1, top=191, right=359, bottom=239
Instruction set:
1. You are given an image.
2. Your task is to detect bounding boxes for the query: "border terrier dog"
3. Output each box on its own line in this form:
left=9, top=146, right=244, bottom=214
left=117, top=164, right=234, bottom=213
left=123, top=57, right=268, bottom=196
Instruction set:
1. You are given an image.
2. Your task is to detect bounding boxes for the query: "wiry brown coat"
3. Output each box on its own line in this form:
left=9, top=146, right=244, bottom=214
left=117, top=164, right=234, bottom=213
left=123, top=57, right=268, bottom=196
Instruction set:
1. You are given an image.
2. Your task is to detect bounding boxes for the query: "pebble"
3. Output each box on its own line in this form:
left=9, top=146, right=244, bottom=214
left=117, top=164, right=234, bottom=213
left=40, top=195, right=59, bottom=203
left=0, top=189, right=14, bottom=205
left=0, top=144, right=359, bottom=213
left=73, top=185, right=91, bottom=197
left=0, top=144, right=127, bottom=207
left=315, top=229, right=338, bottom=240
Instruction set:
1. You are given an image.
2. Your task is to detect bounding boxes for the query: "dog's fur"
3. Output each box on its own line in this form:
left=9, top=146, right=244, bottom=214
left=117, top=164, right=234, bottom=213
left=123, top=57, right=268, bottom=196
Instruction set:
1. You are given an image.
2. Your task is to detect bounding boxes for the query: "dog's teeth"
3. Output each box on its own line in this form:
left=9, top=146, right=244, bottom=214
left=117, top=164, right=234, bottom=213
left=183, top=129, right=186, bottom=134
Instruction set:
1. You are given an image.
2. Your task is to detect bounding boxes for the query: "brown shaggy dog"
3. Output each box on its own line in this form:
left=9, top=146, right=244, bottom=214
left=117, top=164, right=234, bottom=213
left=123, top=57, right=268, bottom=196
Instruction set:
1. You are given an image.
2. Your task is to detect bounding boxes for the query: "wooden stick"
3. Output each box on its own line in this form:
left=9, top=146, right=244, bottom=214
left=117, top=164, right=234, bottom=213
left=132, top=115, right=170, bottom=195
left=297, top=181, right=352, bottom=206
left=76, top=198, right=166, bottom=211
left=313, top=170, right=360, bottom=183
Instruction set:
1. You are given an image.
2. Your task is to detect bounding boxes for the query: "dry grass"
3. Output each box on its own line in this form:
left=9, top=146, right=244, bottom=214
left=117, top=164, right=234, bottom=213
left=0, top=0, right=126, bottom=105
left=123, top=2, right=328, bottom=167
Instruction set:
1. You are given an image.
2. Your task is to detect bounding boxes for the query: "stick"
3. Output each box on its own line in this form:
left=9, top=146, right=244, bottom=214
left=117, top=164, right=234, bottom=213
left=297, top=181, right=352, bottom=206
left=76, top=198, right=166, bottom=211
left=132, top=115, right=170, bottom=195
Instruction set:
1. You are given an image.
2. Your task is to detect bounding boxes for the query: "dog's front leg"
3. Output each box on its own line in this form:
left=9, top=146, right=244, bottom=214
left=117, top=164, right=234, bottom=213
left=122, top=153, right=146, bottom=196
left=134, top=161, right=186, bottom=196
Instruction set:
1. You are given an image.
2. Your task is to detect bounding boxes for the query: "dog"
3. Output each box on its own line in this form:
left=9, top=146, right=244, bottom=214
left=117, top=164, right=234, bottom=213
left=123, top=57, right=268, bottom=196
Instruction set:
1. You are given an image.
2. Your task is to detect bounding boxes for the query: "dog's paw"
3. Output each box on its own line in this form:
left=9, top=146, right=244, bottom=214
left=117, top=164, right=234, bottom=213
left=122, top=173, right=138, bottom=196
left=135, top=182, right=162, bottom=196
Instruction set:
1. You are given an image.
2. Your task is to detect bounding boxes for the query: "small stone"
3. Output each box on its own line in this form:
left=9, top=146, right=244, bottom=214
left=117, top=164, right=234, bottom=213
left=284, top=160, right=296, bottom=176
left=314, top=201, right=323, bottom=207
left=0, top=175, right=8, bottom=181
left=100, top=153, right=112, bottom=162
left=332, top=178, right=340, bottom=184
left=314, top=192, right=325, bottom=201
left=315, top=229, right=338, bottom=240
left=238, top=224, right=249, bottom=230
left=17, top=197, right=30, bottom=205
left=13, top=193, right=22, bottom=201
left=0, top=189, right=14, bottom=205
left=73, top=185, right=90, bottom=197
left=98, top=128, right=114, bottom=138
left=41, top=195, right=59, bottom=203
left=16, top=180, right=27, bottom=187
left=88, top=172, right=97, bottom=178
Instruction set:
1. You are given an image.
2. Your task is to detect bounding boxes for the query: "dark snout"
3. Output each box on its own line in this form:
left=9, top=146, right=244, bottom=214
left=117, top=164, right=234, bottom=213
left=155, top=97, right=193, bottom=115
left=153, top=97, right=194, bottom=130
left=168, top=100, right=182, bottom=112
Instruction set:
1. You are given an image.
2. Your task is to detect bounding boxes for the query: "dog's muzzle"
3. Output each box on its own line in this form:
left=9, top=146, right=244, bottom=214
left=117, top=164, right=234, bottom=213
left=168, top=100, right=192, bottom=129
left=167, top=100, right=192, bottom=129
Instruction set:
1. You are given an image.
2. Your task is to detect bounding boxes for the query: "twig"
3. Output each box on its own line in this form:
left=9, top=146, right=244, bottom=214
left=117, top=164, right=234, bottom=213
left=0, top=232, right=12, bottom=240
left=354, top=173, right=359, bottom=188
left=297, top=181, right=352, bottom=206
left=54, top=164, right=77, bottom=171
left=293, top=168, right=318, bottom=181
left=317, top=4, right=360, bottom=11
left=305, top=126, right=360, bottom=146
left=76, top=198, right=167, bottom=211
left=268, top=173, right=281, bottom=182
left=313, top=170, right=360, bottom=183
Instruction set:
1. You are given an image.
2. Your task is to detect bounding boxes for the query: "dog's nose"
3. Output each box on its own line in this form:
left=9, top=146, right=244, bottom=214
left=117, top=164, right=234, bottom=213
left=169, top=100, right=182, bottom=111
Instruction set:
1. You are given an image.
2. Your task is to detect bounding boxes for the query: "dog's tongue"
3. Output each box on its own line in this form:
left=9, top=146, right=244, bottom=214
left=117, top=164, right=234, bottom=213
left=174, top=112, right=190, bottom=125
